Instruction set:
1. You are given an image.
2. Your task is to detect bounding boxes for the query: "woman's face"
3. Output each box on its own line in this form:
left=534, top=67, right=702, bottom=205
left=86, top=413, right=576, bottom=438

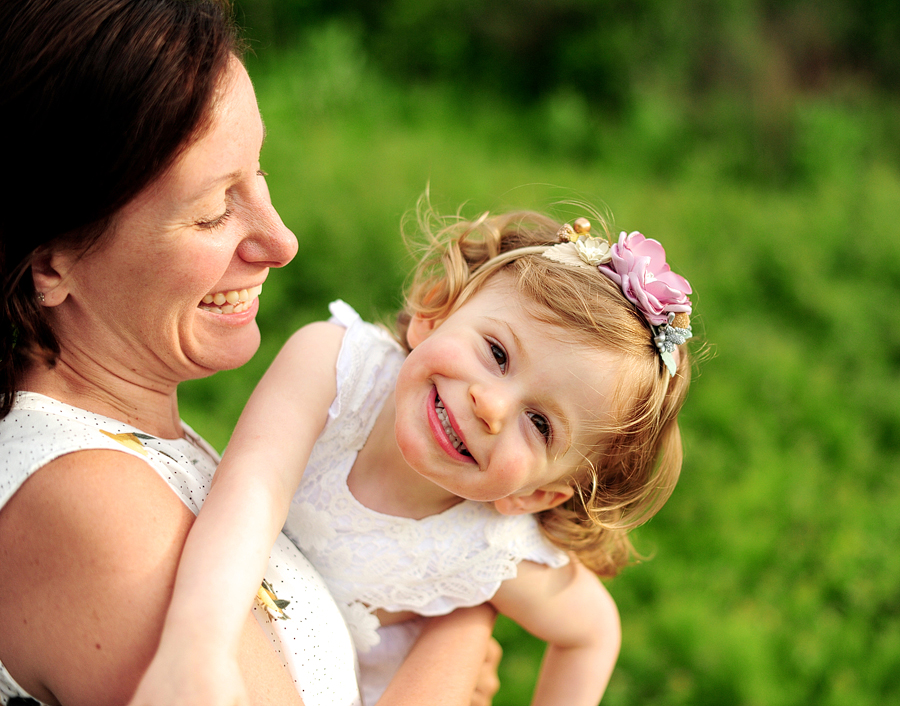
left=44, top=59, right=298, bottom=387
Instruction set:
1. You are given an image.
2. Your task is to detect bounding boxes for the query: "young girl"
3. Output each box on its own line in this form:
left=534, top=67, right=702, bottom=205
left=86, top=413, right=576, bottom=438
left=138, top=204, right=693, bottom=706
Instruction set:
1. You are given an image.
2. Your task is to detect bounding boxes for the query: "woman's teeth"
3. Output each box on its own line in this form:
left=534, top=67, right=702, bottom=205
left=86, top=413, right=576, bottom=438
left=435, top=394, right=471, bottom=457
left=199, top=284, right=263, bottom=314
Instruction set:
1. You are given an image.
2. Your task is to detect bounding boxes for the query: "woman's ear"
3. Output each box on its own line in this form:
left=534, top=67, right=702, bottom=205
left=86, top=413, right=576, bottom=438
left=31, top=246, right=74, bottom=306
left=406, top=313, right=440, bottom=348
left=493, top=482, right=575, bottom=516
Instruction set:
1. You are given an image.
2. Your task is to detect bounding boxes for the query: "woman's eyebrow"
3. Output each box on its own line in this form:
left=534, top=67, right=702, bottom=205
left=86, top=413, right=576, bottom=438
left=195, top=119, right=268, bottom=196
left=195, top=169, right=244, bottom=196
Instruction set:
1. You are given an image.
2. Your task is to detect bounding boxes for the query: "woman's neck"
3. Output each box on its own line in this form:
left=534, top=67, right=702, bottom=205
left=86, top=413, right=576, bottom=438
left=22, top=354, right=184, bottom=439
left=348, top=392, right=463, bottom=520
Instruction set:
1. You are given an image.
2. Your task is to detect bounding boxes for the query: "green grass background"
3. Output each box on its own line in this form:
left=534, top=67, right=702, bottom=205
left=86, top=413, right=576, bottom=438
left=179, top=18, right=900, bottom=706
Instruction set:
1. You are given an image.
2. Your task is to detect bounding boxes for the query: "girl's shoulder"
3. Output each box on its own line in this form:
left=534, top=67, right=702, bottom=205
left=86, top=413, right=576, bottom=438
left=327, top=300, right=401, bottom=355
left=323, top=300, right=405, bottom=433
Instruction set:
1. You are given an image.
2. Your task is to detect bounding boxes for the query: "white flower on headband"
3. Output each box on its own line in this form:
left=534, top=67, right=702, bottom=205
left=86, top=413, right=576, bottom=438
left=543, top=218, right=611, bottom=270
left=574, top=237, right=612, bottom=265
left=542, top=239, right=612, bottom=269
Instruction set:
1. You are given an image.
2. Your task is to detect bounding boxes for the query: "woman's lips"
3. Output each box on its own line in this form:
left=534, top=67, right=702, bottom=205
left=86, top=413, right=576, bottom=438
left=198, top=283, right=263, bottom=314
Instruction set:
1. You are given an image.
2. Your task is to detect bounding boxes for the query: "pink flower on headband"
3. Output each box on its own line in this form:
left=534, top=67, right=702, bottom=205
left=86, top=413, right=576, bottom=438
left=599, top=231, right=692, bottom=326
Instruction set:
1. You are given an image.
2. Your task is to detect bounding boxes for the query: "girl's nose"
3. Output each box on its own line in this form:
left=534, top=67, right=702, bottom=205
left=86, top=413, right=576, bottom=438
left=470, top=381, right=512, bottom=435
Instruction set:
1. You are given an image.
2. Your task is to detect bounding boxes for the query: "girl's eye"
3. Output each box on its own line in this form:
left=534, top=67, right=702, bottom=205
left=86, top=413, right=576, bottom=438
left=527, top=412, right=552, bottom=442
left=195, top=208, right=233, bottom=231
left=489, top=341, right=508, bottom=372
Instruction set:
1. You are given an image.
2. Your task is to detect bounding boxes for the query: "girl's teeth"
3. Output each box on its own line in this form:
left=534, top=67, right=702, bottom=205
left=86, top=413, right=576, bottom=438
left=200, top=284, right=263, bottom=313
left=435, top=394, right=470, bottom=456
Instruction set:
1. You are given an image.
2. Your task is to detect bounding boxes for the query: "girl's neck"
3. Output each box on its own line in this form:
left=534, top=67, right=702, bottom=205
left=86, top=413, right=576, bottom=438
left=349, top=392, right=463, bottom=520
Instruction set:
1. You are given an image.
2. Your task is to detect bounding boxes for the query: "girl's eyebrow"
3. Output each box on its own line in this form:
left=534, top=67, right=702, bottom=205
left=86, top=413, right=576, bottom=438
left=486, top=317, right=524, bottom=355
left=545, top=398, right=572, bottom=454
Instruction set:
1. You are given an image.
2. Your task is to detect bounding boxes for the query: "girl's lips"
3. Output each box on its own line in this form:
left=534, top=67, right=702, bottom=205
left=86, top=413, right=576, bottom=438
left=426, top=387, right=474, bottom=463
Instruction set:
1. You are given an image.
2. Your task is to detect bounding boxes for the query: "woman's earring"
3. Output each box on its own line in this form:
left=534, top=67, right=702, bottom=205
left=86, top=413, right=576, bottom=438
left=37, top=292, right=45, bottom=303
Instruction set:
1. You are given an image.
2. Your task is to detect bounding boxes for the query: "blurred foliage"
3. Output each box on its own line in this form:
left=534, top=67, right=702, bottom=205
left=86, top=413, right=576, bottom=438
left=232, top=0, right=900, bottom=184
left=182, top=3, right=900, bottom=704
left=234, top=0, right=900, bottom=97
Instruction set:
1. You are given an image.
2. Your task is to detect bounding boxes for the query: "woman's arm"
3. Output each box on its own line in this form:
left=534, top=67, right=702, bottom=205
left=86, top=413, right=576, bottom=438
left=0, top=450, right=302, bottom=706
left=491, top=559, right=621, bottom=706
left=130, top=322, right=347, bottom=706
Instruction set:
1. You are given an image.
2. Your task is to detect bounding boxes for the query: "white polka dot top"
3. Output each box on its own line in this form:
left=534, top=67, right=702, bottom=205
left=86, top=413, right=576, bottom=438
left=0, top=392, right=361, bottom=706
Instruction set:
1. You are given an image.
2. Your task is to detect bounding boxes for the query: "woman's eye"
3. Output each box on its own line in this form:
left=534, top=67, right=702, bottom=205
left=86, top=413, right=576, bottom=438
left=195, top=208, right=233, bottom=231
left=257, top=169, right=268, bottom=177
left=489, top=341, right=508, bottom=372
left=527, top=412, right=551, bottom=442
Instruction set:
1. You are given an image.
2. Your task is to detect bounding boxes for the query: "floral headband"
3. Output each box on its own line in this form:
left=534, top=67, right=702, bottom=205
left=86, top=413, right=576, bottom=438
left=543, top=218, right=693, bottom=377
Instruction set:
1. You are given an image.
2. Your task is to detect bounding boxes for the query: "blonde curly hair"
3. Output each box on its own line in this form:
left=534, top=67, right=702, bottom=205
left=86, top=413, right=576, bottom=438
left=394, top=199, right=693, bottom=577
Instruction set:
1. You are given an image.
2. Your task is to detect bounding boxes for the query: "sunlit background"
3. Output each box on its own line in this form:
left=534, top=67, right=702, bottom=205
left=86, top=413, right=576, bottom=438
left=180, top=2, right=900, bottom=703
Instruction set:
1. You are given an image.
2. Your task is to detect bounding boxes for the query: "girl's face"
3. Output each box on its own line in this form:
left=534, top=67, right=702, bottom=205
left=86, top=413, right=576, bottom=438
left=394, top=273, right=623, bottom=510
left=43, top=59, right=297, bottom=386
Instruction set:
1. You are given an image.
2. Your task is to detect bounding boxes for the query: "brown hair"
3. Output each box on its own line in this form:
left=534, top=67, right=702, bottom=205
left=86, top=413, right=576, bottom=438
left=0, top=0, right=240, bottom=418
left=397, top=201, right=693, bottom=577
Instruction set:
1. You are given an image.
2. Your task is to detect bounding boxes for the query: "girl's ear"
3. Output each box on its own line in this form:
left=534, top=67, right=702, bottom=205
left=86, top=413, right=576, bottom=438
left=31, top=246, right=75, bottom=307
left=406, top=312, right=440, bottom=348
left=493, top=482, right=574, bottom=516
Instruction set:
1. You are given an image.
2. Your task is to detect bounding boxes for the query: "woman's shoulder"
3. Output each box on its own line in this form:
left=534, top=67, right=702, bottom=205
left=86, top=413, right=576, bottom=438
left=0, top=393, right=360, bottom=705
left=1, top=393, right=143, bottom=506
left=1, top=447, right=196, bottom=574
left=0, top=445, right=198, bottom=705
left=1, top=392, right=215, bottom=516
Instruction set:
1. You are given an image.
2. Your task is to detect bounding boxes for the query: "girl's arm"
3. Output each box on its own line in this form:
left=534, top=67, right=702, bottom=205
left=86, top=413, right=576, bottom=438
left=491, top=559, right=621, bottom=706
left=381, top=604, right=500, bottom=706
left=129, top=321, right=348, bottom=706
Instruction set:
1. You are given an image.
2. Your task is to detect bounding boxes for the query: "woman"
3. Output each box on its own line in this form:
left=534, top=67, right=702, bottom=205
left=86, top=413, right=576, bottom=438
left=0, top=2, right=497, bottom=705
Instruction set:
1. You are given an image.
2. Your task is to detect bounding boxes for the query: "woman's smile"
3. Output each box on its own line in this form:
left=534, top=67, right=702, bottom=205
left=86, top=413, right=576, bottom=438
left=199, top=284, right=263, bottom=314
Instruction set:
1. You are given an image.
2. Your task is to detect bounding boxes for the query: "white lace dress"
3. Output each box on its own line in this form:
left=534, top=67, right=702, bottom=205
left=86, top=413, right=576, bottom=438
left=282, top=301, right=569, bottom=705
left=0, top=392, right=360, bottom=706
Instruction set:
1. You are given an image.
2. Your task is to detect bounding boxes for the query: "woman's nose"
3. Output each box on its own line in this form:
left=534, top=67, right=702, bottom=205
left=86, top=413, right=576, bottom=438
left=470, top=382, right=512, bottom=435
left=237, top=183, right=299, bottom=268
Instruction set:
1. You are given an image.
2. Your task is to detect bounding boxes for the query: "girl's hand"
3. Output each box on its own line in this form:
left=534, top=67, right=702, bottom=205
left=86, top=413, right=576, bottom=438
left=471, top=637, right=502, bottom=706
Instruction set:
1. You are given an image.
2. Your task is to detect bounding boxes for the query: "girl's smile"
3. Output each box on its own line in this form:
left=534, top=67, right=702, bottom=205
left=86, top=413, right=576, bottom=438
left=429, top=388, right=475, bottom=462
